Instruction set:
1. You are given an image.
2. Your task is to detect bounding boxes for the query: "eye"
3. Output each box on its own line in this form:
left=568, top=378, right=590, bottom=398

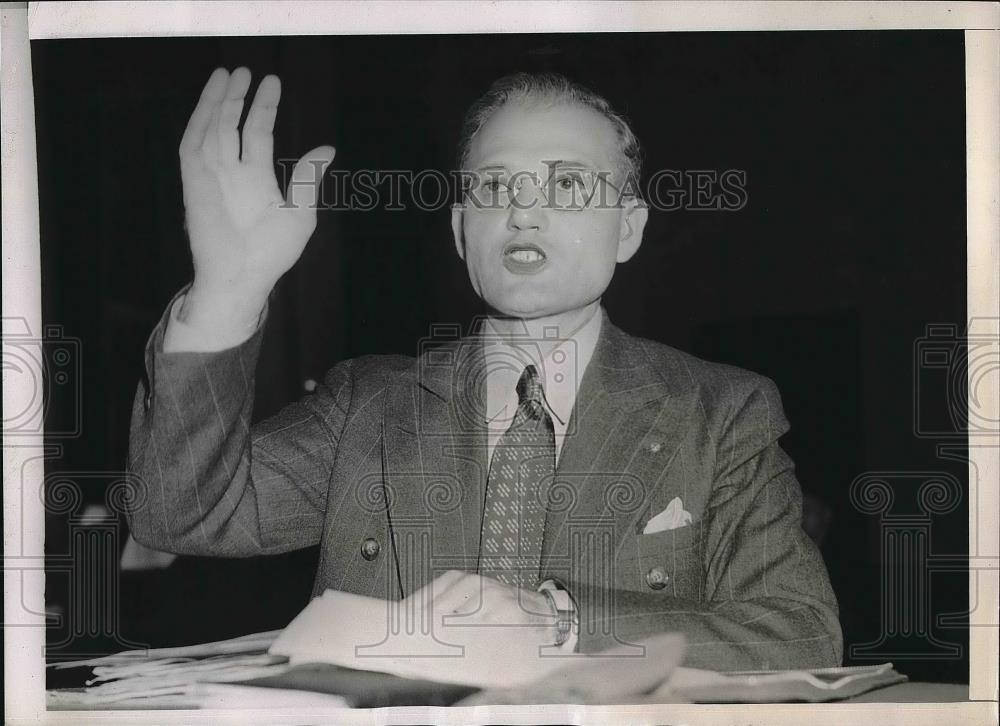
left=554, top=172, right=585, bottom=191
left=480, top=177, right=510, bottom=195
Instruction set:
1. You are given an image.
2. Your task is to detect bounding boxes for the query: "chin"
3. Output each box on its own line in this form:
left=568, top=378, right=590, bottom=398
left=479, top=278, right=596, bottom=320
left=486, top=296, right=572, bottom=320
left=485, top=302, right=546, bottom=320
left=488, top=305, right=545, bottom=320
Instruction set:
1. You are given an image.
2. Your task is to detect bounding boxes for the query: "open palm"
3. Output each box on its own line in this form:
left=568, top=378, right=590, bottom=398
left=179, top=67, right=334, bottom=306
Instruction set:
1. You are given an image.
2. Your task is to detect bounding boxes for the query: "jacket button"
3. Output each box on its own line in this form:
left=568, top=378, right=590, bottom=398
left=645, top=566, right=669, bottom=590
left=361, top=538, right=380, bottom=561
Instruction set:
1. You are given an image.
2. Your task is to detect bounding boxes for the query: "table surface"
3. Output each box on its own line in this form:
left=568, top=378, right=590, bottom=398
left=839, top=681, right=968, bottom=703
left=49, top=680, right=971, bottom=709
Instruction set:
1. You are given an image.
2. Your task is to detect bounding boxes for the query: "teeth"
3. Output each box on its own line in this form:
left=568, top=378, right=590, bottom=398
left=509, top=249, right=544, bottom=263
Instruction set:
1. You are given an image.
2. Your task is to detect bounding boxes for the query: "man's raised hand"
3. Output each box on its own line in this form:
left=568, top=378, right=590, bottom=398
left=178, top=67, right=335, bottom=333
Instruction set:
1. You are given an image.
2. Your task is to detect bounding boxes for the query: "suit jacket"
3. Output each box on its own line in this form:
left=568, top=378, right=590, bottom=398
left=127, top=288, right=843, bottom=670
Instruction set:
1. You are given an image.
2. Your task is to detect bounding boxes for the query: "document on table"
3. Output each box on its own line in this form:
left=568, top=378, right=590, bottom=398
left=48, top=587, right=904, bottom=706
left=49, top=629, right=282, bottom=669
left=662, top=662, right=909, bottom=703
left=270, top=588, right=687, bottom=690
left=267, top=589, right=906, bottom=702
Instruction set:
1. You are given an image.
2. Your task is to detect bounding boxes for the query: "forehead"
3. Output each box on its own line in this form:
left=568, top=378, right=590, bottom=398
left=467, top=101, right=620, bottom=171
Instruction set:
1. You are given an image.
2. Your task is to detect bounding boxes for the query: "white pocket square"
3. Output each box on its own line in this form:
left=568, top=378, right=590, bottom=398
left=643, top=497, right=693, bottom=534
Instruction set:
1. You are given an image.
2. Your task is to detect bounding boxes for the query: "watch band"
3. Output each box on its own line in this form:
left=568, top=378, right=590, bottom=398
left=540, top=584, right=577, bottom=647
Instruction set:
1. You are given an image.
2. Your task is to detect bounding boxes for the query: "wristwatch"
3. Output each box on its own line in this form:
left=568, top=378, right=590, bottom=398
left=539, top=582, right=577, bottom=647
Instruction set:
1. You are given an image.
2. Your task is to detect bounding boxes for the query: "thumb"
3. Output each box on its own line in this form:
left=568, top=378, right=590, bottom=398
left=285, top=145, right=336, bottom=214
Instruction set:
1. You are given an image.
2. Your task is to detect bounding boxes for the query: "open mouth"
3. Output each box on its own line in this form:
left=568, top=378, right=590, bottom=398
left=502, top=242, right=548, bottom=274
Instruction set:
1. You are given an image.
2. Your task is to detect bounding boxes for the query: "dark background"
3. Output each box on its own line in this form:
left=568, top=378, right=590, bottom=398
left=34, top=32, right=970, bottom=683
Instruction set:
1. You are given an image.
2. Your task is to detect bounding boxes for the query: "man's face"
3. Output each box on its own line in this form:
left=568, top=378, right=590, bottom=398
left=452, top=101, right=647, bottom=321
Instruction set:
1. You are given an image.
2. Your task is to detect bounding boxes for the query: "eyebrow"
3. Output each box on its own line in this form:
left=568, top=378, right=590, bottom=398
left=473, top=160, right=599, bottom=173
left=473, top=164, right=509, bottom=175
left=546, top=159, right=594, bottom=169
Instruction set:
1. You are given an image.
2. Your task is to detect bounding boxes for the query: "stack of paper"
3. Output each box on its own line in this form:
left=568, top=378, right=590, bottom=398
left=48, top=589, right=907, bottom=707
left=662, top=662, right=908, bottom=703
left=266, top=590, right=907, bottom=703
left=49, top=628, right=282, bottom=669
left=46, top=631, right=308, bottom=709
left=48, top=680, right=349, bottom=710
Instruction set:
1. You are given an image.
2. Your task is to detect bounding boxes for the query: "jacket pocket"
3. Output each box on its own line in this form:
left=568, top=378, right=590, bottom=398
left=614, top=523, right=704, bottom=600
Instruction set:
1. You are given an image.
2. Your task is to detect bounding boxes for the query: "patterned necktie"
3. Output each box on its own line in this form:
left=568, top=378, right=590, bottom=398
left=479, top=364, right=556, bottom=590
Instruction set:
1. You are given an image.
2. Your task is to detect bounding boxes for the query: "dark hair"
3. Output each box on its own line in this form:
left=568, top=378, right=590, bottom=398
left=457, top=72, right=642, bottom=186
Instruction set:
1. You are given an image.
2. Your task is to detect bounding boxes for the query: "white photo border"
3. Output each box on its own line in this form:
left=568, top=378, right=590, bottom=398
left=3, top=2, right=998, bottom=724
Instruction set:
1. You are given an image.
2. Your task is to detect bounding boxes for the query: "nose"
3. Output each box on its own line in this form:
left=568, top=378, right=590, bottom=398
left=506, top=177, right=548, bottom=233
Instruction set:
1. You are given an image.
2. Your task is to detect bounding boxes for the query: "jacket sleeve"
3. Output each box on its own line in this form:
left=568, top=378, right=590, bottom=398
left=125, top=286, right=354, bottom=557
left=569, top=377, right=843, bottom=671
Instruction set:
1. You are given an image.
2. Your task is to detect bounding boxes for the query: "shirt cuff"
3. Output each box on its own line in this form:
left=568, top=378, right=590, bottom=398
left=538, top=579, right=579, bottom=652
left=162, top=290, right=267, bottom=353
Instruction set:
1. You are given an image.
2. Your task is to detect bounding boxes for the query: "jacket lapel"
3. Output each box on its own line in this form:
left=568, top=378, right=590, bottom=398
left=542, top=313, right=699, bottom=572
left=382, top=327, right=490, bottom=597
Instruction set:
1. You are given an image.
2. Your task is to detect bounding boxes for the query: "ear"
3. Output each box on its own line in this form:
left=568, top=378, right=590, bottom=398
left=451, top=204, right=466, bottom=261
left=616, top=197, right=648, bottom=263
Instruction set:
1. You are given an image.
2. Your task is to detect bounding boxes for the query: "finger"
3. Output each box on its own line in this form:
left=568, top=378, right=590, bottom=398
left=179, top=67, right=229, bottom=158
left=405, top=569, right=467, bottom=606
left=285, top=145, right=336, bottom=218
left=433, top=573, right=486, bottom=615
left=216, top=67, right=252, bottom=166
left=200, top=106, right=221, bottom=164
left=401, top=570, right=469, bottom=634
left=242, top=74, right=281, bottom=166
left=446, top=577, right=536, bottom=618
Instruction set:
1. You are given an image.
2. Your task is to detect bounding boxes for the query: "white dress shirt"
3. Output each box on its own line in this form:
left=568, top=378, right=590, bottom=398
left=482, top=307, right=603, bottom=467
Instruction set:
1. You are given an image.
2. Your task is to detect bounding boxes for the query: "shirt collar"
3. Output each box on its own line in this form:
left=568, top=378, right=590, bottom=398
left=481, top=306, right=603, bottom=427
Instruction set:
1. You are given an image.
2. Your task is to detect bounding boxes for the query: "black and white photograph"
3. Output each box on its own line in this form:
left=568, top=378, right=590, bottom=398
left=3, top=2, right=998, bottom=723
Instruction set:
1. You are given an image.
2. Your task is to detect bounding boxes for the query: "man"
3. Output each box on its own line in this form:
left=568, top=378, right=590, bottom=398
left=127, top=67, right=842, bottom=670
